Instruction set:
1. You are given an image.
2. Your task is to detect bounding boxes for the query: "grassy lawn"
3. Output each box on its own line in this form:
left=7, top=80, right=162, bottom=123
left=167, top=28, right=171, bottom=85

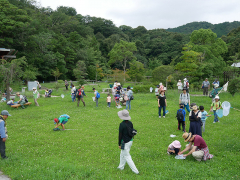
left=0, top=84, right=239, bottom=179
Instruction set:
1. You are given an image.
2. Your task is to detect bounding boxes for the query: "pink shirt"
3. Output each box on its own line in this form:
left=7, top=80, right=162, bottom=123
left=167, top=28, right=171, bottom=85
left=193, top=135, right=207, bottom=149
left=107, top=96, right=111, bottom=102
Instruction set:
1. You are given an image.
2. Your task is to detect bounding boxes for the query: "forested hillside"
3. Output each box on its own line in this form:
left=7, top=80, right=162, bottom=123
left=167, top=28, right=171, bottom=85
left=166, top=21, right=240, bottom=37
left=1, top=0, right=240, bottom=87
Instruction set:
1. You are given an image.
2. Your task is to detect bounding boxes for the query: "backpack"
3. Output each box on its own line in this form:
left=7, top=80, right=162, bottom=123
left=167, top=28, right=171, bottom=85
left=77, top=89, right=82, bottom=98
left=177, top=109, right=184, bottom=121
left=23, top=96, right=28, bottom=103
left=130, top=95, right=134, bottom=100
left=180, top=93, right=189, bottom=98
left=96, top=92, right=100, bottom=98
left=126, top=123, right=137, bottom=137
left=60, top=114, right=70, bottom=119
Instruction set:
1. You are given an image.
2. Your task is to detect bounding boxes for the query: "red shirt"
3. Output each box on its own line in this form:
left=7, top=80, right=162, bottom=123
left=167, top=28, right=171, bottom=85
left=193, top=135, right=207, bottom=149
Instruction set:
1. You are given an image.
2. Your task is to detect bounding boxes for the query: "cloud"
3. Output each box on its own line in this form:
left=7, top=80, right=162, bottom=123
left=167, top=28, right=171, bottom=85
left=38, top=0, right=240, bottom=29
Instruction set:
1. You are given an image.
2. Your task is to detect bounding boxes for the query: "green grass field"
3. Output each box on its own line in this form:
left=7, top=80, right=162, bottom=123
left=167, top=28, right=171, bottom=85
left=0, top=85, right=239, bottom=179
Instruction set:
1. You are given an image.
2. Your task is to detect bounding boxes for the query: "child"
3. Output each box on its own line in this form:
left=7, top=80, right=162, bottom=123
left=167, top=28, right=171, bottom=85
left=53, top=114, right=70, bottom=131
left=33, top=87, right=39, bottom=106
left=200, top=106, right=210, bottom=133
left=176, top=103, right=186, bottom=132
left=93, top=88, right=99, bottom=107
left=45, top=89, right=49, bottom=97
left=6, top=98, right=15, bottom=105
left=115, top=94, right=120, bottom=107
left=167, top=140, right=181, bottom=155
left=209, top=96, right=221, bottom=123
left=158, top=90, right=167, bottom=118
left=107, top=94, right=111, bottom=107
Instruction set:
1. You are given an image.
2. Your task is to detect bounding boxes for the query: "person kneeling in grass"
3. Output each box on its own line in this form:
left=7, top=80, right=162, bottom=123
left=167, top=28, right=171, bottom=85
left=178, top=132, right=213, bottom=161
left=53, top=115, right=70, bottom=131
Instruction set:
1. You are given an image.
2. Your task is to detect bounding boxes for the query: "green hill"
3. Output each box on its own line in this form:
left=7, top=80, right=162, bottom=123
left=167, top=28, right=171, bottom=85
left=166, top=21, right=240, bottom=37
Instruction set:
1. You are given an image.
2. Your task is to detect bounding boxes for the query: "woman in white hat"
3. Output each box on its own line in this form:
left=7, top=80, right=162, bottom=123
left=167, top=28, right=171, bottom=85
left=179, top=132, right=213, bottom=162
left=33, top=87, right=39, bottom=106
left=177, top=80, right=182, bottom=93
left=189, top=105, right=202, bottom=137
left=117, top=110, right=139, bottom=174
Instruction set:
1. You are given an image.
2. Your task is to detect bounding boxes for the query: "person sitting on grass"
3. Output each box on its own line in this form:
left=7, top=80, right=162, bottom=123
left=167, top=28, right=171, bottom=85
left=178, top=132, right=213, bottom=161
left=6, top=98, right=15, bottom=106
left=16, top=92, right=26, bottom=109
left=167, top=140, right=181, bottom=155
left=53, top=115, right=70, bottom=131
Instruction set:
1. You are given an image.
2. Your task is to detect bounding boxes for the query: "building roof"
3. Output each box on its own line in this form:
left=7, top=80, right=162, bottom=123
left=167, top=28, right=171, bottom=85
left=231, top=62, right=240, bottom=68
left=0, top=48, right=16, bottom=59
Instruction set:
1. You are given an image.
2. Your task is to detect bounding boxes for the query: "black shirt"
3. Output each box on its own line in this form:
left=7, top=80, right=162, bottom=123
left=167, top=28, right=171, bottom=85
left=118, top=120, right=133, bottom=146
left=158, top=95, right=166, bottom=106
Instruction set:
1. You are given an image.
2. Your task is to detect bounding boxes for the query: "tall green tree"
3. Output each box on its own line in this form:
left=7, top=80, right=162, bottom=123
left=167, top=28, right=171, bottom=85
left=108, top=40, right=137, bottom=81
left=127, top=61, right=145, bottom=82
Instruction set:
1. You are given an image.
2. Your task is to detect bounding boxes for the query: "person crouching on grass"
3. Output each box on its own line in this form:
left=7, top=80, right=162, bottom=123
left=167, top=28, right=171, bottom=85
left=53, top=115, right=70, bottom=131
left=178, top=132, right=213, bottom=161
left=167, top=140, right=181, bottom=155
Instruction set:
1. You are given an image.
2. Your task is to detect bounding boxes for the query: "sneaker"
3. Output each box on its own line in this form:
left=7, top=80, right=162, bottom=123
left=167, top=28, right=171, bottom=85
left=213, top=122, right=216, bottom=123
left=159, top=116, right=161, bottom=118
left=163, top=116, right=165, bottom=118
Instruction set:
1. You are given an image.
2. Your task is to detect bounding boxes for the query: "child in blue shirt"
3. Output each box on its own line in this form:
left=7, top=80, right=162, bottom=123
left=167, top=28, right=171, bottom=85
left=176, top=103, right=186, bottom=132
left=200, top=106, right=210, bottom=133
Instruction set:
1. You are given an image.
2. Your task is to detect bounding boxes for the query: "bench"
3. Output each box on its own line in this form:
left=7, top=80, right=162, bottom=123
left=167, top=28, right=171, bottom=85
left=11, top=102, right=32, bottom=108
left=102, top=88, right=112, bottom=93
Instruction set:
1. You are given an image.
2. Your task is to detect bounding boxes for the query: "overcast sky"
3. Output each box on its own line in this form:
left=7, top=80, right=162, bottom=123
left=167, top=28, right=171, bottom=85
left=38, top=0, right=240, bottom=30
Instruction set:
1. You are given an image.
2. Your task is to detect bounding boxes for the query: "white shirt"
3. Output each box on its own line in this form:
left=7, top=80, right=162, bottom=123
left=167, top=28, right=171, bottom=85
left=177, top=82, right=182, bottom=90
left=71, top=87, right=76, bottom=93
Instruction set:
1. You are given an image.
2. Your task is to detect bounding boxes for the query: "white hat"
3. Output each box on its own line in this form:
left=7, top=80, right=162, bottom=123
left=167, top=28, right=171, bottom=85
left=179, top=80, right=181, bottom=81
left=159, top=83, right=162, bottom=85
left=184, top=78, right=187, bottom=81
left=215, top=96, right=220, bottom=99
left=163, top=87, right=167, bottom=91
left=33, top=87, right=36, bottom=90
left=117, top=83, right=121, bottom=86
left=118, top=110, right=131, bottom=120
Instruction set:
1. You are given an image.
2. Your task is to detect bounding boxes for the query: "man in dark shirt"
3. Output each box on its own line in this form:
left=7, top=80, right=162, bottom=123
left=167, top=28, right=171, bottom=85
left=117, top=110, right=139, bottom=174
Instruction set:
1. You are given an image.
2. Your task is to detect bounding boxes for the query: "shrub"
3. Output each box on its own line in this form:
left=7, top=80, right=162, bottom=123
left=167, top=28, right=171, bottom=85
left=132, top=84, right=154, bottom=93
left=228, top=78, right=240, bottom=96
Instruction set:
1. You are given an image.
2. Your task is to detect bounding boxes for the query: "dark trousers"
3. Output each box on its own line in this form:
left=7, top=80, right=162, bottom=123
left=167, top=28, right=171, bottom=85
left=158, top=106, right=166, bottom=116
left=0, top=138, right=6, bottom=158
left=203, top=87, right=208, bottom=96
left=178, top=121, right=185, bottom=131
left=65, top=85, right=68, bottom=90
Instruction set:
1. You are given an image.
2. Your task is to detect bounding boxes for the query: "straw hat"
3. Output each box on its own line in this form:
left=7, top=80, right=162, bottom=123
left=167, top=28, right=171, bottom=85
left=182, top=132, right=192, bottom=142
left=118, top=109, right=131, bottom=120
left=16, top=92, right=20, bottom=95
left=192, top=105, right=198, bottom=111
left=172, top=140, right=181, bottom=148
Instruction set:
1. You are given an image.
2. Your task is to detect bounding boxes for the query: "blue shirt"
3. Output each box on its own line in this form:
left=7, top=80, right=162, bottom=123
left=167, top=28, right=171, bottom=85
left=201, top=111, right=208, bottom=122
left=0, top=121, right=6, bottom=138
left=176, top=109, right=186, bottom=121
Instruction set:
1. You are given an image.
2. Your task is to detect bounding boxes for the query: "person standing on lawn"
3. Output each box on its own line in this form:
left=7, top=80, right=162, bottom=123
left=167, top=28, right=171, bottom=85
left=77, top=86, right=87, bottom=107
left=179, top=88, right=190, bottom=112
left=200, top=106, right=210, bottom=133
left=209, top=96, right=221, bottom=123
left=93, top=88, right=99, bottom=107
left=16, top=92, right=26, bottom=109
left=189, top=105, right=202, bottom=137
left=158, top=90, right=167, bottom=118
left=202, top=78, right=210, bottom=96
left=71, top=85, right=76, bottom=102
left=176, top=103, right=186, bottom=132
left=177, top=80, right=183, bottom=93
left=126, top=86, right=133, bottom=110
left=178, top=132, right=213, bottom=161
left=64, top=80, right=69, bottom=90
left=32, top=87, right=39, bottom=106
left=0, top=110, right=11, bottom=159
left=117, top=110, right=139, bottom=174
left=107, top=94, right=111, bottom=107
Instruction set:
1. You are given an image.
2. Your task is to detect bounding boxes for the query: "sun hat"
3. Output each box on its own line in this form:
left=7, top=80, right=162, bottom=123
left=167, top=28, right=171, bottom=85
left=32, top=87, right=36, bottom=90
left=16, top=92, right=20, bottom=95
left=205, top=78, right=208, bottom=80
left=1, top=110, right=11, bottom=116
left=118, top=109, right=131, bottom=120
left=184, top=78, right=187, bottom=81
left=117, top=83, right=121, bottom=86
left=159, top=83, right=162, bottom=85
left=215, top=96, right=219, bottom=99
left=192, top=105, right=198, bottom=111
left=182, top=132, right=192, bottom=142
left=179, top=80, right=181, bottom=81
left=214, top=84, right=219, bottom=88
left=54, top=118, right=59, bottom=123
left=172, top=140, right=181, bottom=148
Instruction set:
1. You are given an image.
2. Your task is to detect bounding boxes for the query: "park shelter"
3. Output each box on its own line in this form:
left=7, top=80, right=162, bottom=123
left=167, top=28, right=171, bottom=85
left=231, top=62, right=240, bottom=68
left=0, top=48, right=17, bottom=59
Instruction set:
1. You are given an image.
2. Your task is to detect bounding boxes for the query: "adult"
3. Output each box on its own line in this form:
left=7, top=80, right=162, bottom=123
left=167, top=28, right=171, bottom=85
left=212, top=79, right=220, bottom=87
left=64, top=80, right=69, bottom=90
left=116, top=83, right=122, bottom=94
left=177, top=80, right=183, bottom=93
left=183, top=78, right=189, bottom=93
left=189, top=105, right=202, bottom=137
left=16, top=92, right=26, bottom=109
left=32, top=87, right=39, bottom=106
left=179, top=88, right=190, bottom=112
left=77, top=86, right=87, bottom=107
left=71, top=85, right=76, bottom=102
left=202, top=78, right=210, bottom=96
left=158, top=90, right=167, bottom=118
left=0, top=110, right=11, bottom=159
left=179, top=132, right=213, bottom=161
left=117, top=110, right=139, bottom=174
left=125, top=86, right=133, bottom=110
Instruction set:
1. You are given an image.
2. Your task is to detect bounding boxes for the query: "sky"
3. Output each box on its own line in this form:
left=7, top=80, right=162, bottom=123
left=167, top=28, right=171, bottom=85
left=38, top=0, right=240, bottom=30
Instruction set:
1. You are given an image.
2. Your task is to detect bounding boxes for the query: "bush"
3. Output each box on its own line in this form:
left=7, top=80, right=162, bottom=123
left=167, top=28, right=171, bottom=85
left=228, top=78, right=240, bottom=96
left=132, top=84, right=154, bottom=93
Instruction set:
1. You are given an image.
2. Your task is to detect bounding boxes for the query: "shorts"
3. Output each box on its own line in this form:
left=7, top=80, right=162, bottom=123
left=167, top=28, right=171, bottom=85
left=61, top=121, right=68, bottom=124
